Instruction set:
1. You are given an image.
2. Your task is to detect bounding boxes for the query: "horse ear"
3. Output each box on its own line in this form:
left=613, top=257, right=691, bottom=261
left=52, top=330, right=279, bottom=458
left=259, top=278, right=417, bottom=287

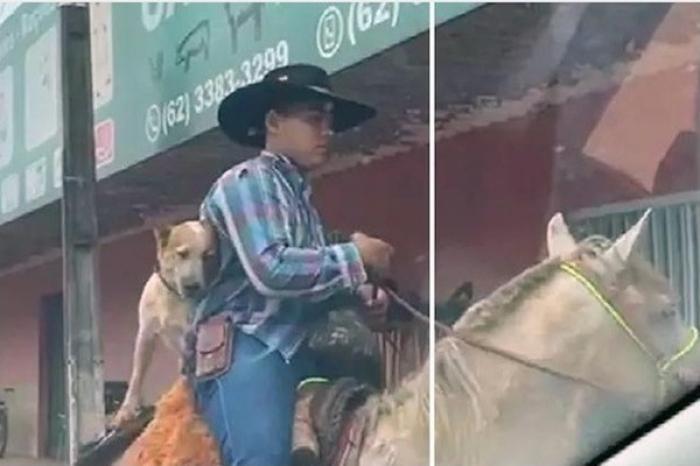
left=605, top=209, right=651, bottom=263
left=546, top=212, right=577, bottom=257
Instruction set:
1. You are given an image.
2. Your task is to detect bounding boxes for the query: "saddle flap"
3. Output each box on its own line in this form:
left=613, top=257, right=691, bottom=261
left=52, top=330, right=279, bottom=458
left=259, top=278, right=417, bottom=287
left=196, top=319, right=228, bottom=354
left=309, top=377, right=375, bottom=465
left=195, top=313, right=234, bottom=381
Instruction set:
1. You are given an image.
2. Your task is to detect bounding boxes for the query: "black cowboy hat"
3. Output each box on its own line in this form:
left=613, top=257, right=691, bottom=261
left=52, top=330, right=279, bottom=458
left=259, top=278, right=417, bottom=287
left=217, top=64, right=377, bottom=147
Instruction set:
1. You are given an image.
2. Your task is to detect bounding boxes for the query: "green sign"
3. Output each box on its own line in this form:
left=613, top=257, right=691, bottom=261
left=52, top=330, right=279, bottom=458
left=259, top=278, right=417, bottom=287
left=436, top=2, right=483, bottom=24
left=0, top=3, right=61, bottom=226
left=0, top=2, right=478, bottom=227
left=97, top=2, right=431, bottom=179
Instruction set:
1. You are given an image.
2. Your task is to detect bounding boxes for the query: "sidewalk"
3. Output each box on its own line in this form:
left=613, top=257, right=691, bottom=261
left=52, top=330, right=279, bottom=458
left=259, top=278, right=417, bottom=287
left=0, top=458, right=66, bottom=466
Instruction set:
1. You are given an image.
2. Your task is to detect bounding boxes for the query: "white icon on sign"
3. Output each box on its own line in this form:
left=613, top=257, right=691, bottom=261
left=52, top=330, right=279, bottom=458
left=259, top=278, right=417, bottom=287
left=25, top=156, right=47, bottom=202
left=0, top=66, right=14, bottom=170
left=1, top=173, right=19, bottom=214
left=145, top=104, right=161, bottom=143
left=90, top=2, right=114, bottom=109
left=25, top=25, right=59, bottom=151
left=53, top=147, right=62, bottom=189
left=317, top=6, right=344, bottom=59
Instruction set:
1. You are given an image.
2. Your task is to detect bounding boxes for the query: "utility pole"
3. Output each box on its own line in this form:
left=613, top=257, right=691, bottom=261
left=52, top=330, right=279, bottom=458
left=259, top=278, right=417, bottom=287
left=60, top=4, right=105, bottom=464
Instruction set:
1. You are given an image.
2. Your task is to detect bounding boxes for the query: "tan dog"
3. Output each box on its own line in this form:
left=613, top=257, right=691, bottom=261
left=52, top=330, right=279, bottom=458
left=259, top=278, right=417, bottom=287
left=111, top=220, right=216, bottom=427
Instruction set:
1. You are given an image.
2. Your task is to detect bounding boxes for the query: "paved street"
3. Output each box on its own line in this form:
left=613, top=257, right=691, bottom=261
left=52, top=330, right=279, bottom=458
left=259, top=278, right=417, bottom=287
left=0, top=458, right=65, bottom=466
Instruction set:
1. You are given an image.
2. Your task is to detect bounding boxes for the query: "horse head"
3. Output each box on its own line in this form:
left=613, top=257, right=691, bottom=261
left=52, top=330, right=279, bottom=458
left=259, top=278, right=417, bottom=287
left=435, top=210, right=700, bottom=465
left=546, top=210, right=700, bottom=409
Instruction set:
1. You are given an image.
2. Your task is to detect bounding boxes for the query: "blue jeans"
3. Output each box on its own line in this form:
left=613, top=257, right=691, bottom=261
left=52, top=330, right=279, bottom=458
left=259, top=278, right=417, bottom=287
left=194, top=330, right=317, bottom=466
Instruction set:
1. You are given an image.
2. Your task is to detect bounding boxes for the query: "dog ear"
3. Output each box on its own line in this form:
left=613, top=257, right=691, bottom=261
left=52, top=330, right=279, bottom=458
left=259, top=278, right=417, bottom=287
left=199, top=218, right=218, bottom=252
left=153, top=225, right=172, bottom=251
left=199, top=218, right=214, bottom=239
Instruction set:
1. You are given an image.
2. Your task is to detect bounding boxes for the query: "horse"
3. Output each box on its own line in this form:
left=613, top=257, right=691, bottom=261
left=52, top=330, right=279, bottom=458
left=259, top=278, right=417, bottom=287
left=434, top=210, right=700, bottom=465
left=114, top=210, right=700, bottom=466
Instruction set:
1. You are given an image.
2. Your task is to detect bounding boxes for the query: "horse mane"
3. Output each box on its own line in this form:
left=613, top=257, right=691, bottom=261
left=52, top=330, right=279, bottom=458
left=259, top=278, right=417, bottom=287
left=454, top=235, right=613, bottom=332
left=367, top=364, right=431, bottom=464
left=431, top=235, right=615, bottom=464
left=433, top=337, right=495, bottom=464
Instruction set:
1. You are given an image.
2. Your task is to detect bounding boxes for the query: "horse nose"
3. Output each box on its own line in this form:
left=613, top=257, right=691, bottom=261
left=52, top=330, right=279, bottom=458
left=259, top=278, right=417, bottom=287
left=678, top=367, right=700, bottom=388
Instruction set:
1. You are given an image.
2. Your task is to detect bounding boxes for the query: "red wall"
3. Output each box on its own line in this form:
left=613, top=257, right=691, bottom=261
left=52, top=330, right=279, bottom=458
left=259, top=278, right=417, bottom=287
left=0, top=148, right=429, bottom=456
left=315, top=146, right=429, bottom=298
left=0, top=231, right=179, bottom=456
left=436, top=56, right=699, bottom=302
left=435, top=112, right=555, bottom=301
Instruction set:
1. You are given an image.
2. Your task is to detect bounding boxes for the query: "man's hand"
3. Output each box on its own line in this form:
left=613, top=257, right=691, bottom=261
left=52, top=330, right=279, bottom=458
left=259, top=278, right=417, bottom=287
left=356, top=283, right=390, bottom=331
left=351, top=232, right=394, bottom=277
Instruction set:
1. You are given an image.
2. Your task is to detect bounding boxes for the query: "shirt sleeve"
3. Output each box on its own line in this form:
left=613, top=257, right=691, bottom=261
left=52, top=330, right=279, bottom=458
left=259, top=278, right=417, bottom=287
left=205, top=163, right=367, bottom=302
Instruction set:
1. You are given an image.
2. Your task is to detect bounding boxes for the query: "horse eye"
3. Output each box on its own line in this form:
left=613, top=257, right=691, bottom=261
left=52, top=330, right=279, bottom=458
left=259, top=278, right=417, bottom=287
left=662, top=305, right=678, bottom=318
left=177, top=249, right=189, bottom=259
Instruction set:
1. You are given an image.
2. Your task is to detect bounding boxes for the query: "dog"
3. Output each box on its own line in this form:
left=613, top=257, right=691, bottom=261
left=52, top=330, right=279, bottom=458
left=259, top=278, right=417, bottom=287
left=111, top=220, right=216, bottom=427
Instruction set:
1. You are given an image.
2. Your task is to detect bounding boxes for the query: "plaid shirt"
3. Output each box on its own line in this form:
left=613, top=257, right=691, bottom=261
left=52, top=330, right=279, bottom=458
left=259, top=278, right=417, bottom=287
left=196, top=151, right=367, bottom=360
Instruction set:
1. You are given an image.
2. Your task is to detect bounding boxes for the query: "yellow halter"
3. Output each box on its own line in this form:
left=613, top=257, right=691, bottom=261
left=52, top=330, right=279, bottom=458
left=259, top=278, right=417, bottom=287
left=560, top=261, right=698, bottom=381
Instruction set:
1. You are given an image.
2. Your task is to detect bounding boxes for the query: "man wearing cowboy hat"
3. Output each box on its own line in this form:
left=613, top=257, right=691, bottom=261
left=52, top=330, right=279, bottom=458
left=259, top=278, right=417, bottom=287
left=192, top=63, right=394, bottom=465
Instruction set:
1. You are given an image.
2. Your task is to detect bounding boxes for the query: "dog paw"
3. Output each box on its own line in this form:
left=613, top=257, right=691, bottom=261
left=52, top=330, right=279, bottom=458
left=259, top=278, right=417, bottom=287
left=110, top=404, right=142, bottom=428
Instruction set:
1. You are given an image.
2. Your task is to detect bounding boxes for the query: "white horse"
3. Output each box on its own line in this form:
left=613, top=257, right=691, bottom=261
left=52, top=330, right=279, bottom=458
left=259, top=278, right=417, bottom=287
left=433, top=210, right=700, bottom=465
left=116, top=210, right=700, bottom=466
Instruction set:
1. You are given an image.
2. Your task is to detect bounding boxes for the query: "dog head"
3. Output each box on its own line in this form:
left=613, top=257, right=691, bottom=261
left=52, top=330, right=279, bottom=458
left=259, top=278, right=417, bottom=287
left=154, top=220, right=217, bottom=299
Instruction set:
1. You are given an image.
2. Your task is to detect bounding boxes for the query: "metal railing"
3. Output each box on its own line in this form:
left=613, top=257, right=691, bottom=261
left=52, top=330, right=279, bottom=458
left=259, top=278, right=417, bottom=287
left=0, top=400, right=7, bottom=458
left=570, top=192, right=700, bottom=327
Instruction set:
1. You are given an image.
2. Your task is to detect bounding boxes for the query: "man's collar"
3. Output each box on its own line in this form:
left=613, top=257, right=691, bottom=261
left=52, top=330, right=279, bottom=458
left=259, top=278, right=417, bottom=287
left=261, top=149, right=292, bottom=165
left=260, top=150, right=310, bottom=187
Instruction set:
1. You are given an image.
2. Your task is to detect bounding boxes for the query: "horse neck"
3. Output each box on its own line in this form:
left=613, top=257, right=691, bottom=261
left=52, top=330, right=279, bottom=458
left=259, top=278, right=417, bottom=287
left=432, top=329, right=602, bottom=466
left=435, top=271, right=661, bottom=465
left=358, top=361, right=431, bottom=466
